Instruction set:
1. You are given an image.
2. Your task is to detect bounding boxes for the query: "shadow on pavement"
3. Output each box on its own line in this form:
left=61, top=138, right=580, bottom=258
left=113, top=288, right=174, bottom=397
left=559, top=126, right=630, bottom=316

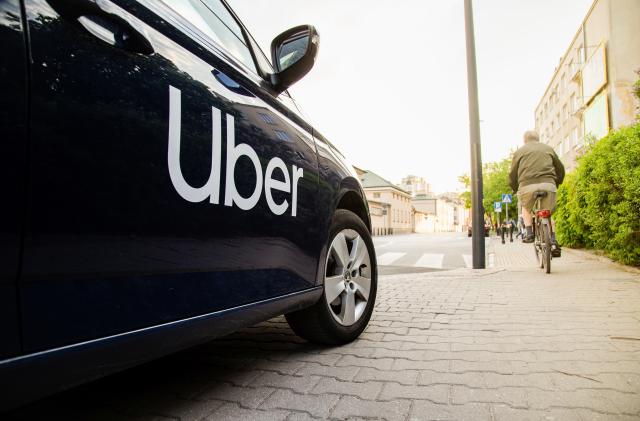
left=6, top=318, right=319, bottom=420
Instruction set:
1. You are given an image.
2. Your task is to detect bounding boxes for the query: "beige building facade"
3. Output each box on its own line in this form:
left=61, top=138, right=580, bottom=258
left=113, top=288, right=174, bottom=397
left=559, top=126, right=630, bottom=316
left=412, top=195, right=468, bottom=233
left=358, top=170, right=413, bottom=235
left=535, top=0, right=640, bottom=171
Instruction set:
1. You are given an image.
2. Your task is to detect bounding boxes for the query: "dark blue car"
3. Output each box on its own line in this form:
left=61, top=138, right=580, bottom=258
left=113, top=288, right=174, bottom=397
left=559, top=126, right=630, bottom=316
left=0, top=0, right=377, bottom=409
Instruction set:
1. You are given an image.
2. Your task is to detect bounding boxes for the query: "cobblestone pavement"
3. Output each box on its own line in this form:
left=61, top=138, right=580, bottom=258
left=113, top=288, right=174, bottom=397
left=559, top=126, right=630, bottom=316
left=9, top=244, right=640, bottom=421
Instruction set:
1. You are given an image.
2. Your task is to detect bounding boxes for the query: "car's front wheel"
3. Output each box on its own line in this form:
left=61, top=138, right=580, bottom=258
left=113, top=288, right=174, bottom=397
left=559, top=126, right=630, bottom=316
left=286, top=209, right=377, bottom=344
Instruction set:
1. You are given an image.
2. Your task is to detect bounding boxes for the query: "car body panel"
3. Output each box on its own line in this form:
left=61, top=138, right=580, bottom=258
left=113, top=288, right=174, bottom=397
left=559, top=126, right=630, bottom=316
left=0, top=0, right=27, bottom=360
left=20, top=0, right=322, bottom=352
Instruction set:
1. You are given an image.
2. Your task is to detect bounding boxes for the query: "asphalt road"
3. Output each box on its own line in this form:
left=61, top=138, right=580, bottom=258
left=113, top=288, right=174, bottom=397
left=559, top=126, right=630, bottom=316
left=373, top=232, right=495, bottom=275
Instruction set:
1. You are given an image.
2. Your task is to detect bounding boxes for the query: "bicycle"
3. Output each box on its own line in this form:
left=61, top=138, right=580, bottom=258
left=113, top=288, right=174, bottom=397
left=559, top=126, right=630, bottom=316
left=532, top=191, right=553, bottom=274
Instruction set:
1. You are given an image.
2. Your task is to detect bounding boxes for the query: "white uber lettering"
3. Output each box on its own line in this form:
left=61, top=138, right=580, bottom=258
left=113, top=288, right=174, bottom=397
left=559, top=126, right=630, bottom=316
left=224, top=114, right=263, bottom=210
left=264, top=157, right=290, bottom=215
left=291, top=165, right=304, bottom=217
left=167, top=85, right=304, bottom=217
left=168, top=86, right=222, bottom=203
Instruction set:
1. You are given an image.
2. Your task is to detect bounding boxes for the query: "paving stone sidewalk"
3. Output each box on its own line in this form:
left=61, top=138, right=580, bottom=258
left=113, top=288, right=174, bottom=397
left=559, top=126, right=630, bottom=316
left=9, top=244, right=640, bottom=421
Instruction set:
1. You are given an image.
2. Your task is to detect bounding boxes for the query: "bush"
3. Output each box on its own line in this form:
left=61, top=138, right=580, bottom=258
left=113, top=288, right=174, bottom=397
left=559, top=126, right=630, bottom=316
left=556, top=123, right=640, bottom=265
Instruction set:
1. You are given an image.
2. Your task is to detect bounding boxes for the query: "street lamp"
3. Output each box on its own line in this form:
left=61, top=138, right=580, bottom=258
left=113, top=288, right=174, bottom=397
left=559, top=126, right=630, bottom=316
left=464, top=0, right=485, bottom=268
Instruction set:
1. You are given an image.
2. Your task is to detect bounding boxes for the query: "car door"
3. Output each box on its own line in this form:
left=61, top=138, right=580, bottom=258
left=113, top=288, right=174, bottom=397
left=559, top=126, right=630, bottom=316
left=20, top=0, right=320, bottom=353
left=0, top=0, right=27, bottom=359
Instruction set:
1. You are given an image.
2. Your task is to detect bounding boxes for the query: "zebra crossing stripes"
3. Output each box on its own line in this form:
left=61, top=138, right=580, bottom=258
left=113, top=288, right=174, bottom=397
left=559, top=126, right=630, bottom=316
left=462, top=254, right=472, bottom=268
left=376, top=252, right=406, bottom=266
left=413, top=253, right=445, bottom=269
left=375, top=252, right=476, bottom=269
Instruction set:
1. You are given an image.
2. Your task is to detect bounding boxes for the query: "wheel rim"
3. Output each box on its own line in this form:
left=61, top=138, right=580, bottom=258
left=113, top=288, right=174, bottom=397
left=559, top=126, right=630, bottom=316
left=324, top=229, right=372, bottom=326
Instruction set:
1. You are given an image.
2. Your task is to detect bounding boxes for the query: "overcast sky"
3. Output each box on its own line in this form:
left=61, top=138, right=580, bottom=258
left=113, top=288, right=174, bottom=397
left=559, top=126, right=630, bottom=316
left=228, top=0, right=593, bottom=192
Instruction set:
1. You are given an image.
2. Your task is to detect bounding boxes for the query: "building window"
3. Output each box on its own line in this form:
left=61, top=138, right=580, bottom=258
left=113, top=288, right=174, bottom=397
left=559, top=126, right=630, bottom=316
left=560, top=73, right=566, bottom=91
left=562, top=104, right=568, bottom=122
left=571, top=127, right=579, bottom=147
left=373, top=192, right=380, bottom=198
left=569, top=94, right=576, bottom=113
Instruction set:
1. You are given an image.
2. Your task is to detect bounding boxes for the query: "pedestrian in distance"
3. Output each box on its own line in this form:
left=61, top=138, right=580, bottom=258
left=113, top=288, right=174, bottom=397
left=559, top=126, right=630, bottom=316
left=515, top=215, right=525, bottom=239
left=509, top=130, right=565, bottom=256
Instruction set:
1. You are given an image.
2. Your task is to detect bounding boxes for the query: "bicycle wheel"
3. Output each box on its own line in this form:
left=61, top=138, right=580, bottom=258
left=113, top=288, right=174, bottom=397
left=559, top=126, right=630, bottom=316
left=542, top=221, right=552, bottom=274
left=534, top=220, right=544, bottom=268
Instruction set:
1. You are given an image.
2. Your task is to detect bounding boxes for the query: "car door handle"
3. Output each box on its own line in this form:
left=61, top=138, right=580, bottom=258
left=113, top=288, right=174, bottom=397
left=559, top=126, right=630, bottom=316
left=212, top=69, right=254, bottom=97
left=48, top=0, right=154, bottom=55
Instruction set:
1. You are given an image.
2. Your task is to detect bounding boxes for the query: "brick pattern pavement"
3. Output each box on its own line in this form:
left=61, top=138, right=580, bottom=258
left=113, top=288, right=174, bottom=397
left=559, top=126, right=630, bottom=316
left=8, top=246, right=640, bottom=421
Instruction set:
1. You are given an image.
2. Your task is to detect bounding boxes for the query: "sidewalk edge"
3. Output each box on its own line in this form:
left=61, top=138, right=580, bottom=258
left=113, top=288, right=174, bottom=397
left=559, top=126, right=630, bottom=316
left=565, top=247, right=640, bottom=275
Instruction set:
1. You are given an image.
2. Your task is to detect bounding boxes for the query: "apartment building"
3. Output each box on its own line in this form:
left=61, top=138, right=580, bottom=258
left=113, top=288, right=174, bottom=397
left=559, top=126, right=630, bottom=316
left=534, top=0, right=640, bottom=171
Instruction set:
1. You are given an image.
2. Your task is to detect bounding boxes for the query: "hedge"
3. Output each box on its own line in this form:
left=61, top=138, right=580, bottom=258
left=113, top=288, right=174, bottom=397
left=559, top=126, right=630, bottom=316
left=555, top=123, right=640, bottom=266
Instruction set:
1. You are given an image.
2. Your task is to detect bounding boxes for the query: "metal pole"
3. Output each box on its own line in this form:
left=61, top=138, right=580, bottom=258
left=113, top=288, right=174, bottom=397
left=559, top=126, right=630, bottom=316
left=464, top=0, right=485, bottom=268
left=506, top=202, right=509, bottom=230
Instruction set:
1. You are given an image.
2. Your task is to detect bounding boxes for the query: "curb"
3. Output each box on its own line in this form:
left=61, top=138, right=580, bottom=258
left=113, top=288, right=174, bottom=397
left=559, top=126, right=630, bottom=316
left=565, top=247, right=640, bottom=275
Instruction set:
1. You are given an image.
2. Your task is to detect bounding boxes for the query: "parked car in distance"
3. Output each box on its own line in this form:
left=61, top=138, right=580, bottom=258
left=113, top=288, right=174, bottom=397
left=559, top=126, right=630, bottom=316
left=0, top=0, right=376, bottom=410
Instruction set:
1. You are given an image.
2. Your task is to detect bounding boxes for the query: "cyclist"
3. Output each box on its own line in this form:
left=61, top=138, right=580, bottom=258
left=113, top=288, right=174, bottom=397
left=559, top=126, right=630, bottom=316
left=509, top=130, right=565, bottom=255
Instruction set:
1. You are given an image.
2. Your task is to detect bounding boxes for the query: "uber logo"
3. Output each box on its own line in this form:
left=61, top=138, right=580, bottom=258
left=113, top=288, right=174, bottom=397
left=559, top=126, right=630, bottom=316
left=168, top=86, right=303, bottom=216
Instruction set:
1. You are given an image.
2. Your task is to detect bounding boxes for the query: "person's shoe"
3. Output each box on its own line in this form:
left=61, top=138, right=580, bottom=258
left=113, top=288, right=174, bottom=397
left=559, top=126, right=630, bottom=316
left=551, top=242, right=562, bottom=257
left=522, top=234, right=535, bottom=243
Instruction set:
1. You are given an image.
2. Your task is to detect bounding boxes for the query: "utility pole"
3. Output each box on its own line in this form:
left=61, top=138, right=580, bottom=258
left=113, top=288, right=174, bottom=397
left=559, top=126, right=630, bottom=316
left=464, top=0, right=485, bottom=268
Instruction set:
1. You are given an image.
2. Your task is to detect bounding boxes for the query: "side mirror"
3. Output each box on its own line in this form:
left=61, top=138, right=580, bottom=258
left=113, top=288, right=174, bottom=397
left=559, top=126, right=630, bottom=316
left=270, top=25, right=319, bottom=94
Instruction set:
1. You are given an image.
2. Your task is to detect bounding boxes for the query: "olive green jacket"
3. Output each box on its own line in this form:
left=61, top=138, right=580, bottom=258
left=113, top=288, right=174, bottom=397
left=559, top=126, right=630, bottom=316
left=509, top=141, right=565, bottom=192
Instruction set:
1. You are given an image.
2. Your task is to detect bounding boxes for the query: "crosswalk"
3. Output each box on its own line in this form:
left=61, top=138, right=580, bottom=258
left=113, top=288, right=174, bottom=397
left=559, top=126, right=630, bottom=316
left=376, top=252, right=406, bottom=266
left=375, top=252, right=473, bottom=269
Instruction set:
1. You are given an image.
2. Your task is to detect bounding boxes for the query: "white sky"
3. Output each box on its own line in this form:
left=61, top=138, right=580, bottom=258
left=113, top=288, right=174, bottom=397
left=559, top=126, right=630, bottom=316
left=228, top=0, right=593, bottom=192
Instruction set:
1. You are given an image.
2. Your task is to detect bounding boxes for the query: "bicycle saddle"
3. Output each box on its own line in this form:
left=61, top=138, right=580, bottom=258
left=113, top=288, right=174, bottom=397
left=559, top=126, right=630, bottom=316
left=533, top=191, right=548, bottom=198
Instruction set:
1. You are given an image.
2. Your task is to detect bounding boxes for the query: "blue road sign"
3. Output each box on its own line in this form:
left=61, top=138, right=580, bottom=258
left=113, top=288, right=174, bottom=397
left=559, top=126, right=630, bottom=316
left=502, top=194, right=512, bottom=203
left=494, top=202, right=502, bottom=212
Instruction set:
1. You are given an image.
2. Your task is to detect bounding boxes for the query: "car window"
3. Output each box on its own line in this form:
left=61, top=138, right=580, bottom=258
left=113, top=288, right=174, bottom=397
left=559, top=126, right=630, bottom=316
left=246, top=32, right=273, bottom=74
left=161, top=0, right=257, bottom=73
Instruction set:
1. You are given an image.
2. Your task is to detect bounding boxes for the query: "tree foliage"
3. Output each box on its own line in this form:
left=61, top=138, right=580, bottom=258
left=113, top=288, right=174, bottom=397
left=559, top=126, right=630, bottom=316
left=482, top=157, right=518, bottom=224
left=556, top=123, right=640, bottom=266
left=457, top=174, right=471, bottom=209
left=458, top=156, right=518, bottom=224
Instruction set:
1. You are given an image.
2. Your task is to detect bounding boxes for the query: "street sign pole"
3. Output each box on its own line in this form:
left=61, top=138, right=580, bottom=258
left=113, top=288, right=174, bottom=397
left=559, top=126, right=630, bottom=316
left=464, top=0, right=485, bottom=269
left=501, top=194, right=513, bottom=242
left=506, top=203, right=509, bottom=226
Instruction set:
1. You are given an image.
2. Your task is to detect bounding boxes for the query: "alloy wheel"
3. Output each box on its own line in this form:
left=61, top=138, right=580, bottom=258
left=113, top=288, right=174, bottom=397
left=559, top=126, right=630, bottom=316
left=324, top=229, right=372, bottom=326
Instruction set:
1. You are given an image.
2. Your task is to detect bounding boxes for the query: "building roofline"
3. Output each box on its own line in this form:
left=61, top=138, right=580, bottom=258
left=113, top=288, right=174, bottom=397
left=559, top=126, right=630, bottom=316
left=363, top=185, right=412, bottom=195
left=367, top=199, right=390, bottom=207
left=534, top=0, right=599, bottom=114
left=360, top=170, right=411, bottom=195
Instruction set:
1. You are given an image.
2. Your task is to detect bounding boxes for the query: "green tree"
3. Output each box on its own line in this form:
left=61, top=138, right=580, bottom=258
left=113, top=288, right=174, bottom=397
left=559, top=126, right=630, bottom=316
left=457, top=174, right=471, bottom=209
left=482, top=157, right=518, bottom=225
left=458, top=156, right=518, bottom=225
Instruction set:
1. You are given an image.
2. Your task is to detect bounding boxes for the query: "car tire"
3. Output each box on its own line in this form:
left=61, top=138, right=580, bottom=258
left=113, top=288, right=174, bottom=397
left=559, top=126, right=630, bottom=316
left=285, top=209, right=377, bottom=345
